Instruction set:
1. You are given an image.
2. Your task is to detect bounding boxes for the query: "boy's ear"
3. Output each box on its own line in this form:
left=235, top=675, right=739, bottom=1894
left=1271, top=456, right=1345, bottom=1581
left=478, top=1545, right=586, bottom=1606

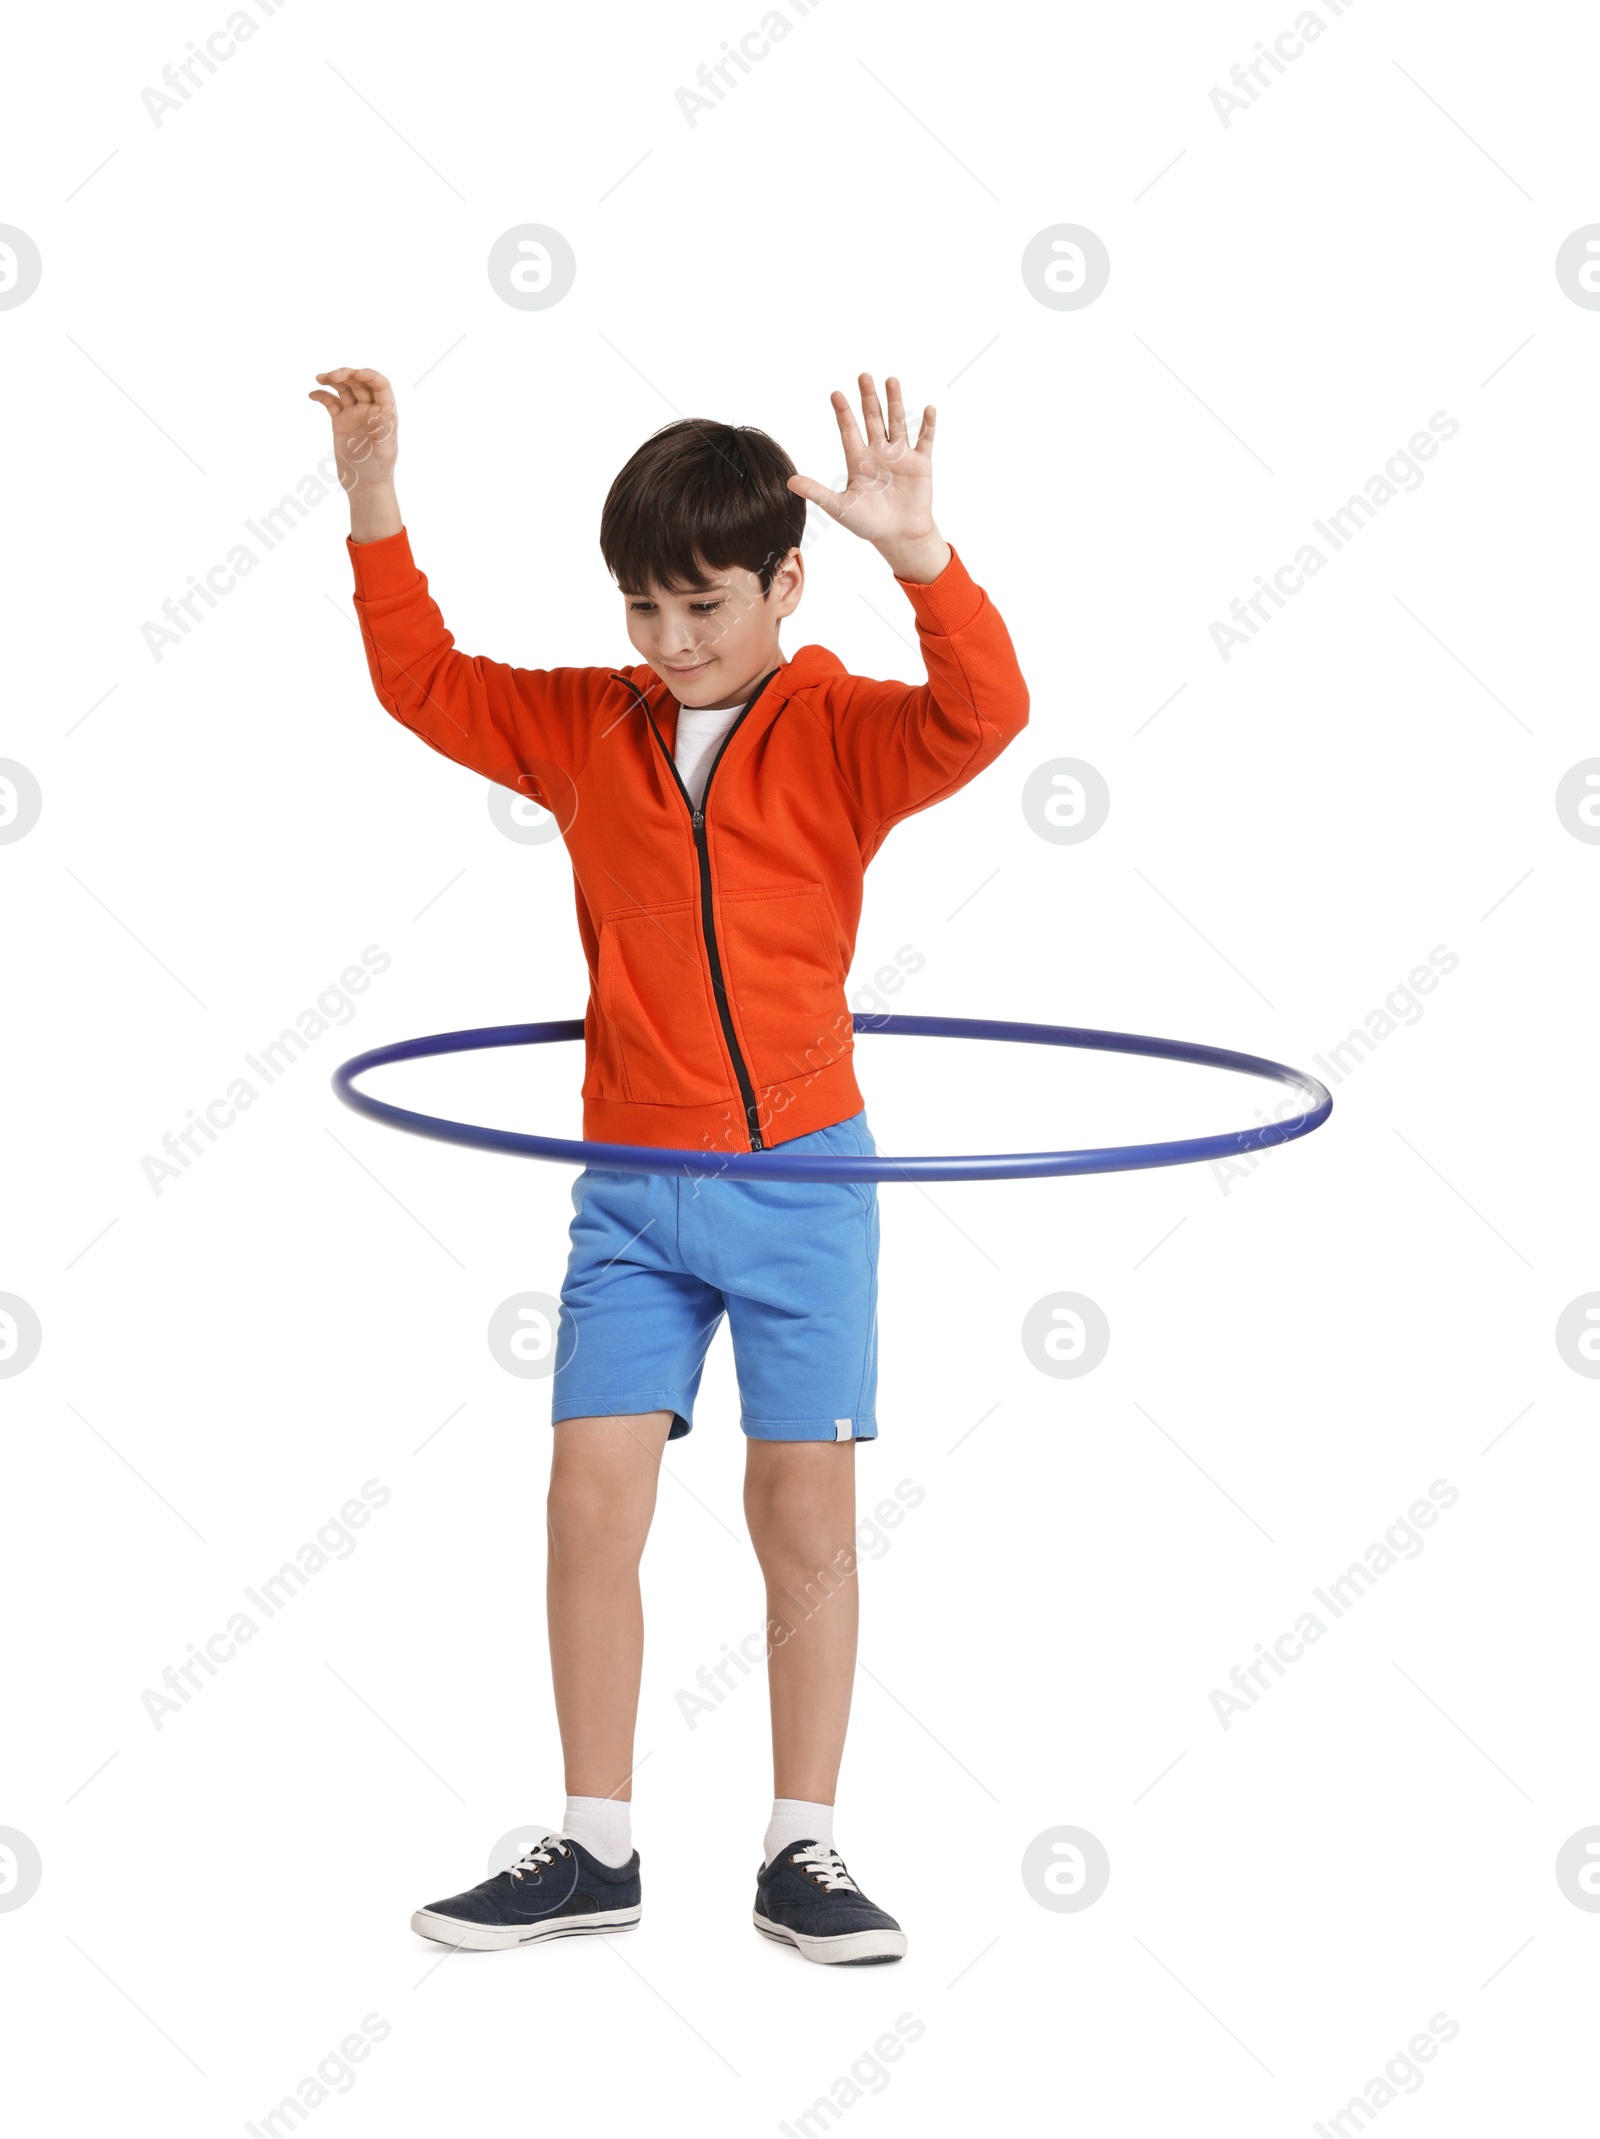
left=769, top=546, right=804, bottom=616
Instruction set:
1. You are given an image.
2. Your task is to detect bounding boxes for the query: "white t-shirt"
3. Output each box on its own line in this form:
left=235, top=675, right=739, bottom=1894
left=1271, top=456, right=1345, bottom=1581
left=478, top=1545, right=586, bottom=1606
left=673, top=701, right=747, bottom=809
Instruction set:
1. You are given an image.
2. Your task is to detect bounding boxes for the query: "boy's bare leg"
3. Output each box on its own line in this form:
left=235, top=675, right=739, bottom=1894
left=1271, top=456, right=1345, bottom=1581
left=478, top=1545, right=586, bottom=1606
left=743, top=1441, right=859, bottom=1803
left=546, top=1413, right=674, bottom=1800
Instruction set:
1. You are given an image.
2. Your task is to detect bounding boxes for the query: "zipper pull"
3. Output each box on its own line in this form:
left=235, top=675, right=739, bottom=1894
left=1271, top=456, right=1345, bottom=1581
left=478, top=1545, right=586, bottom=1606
left=692, top=808, right=704, bottom=830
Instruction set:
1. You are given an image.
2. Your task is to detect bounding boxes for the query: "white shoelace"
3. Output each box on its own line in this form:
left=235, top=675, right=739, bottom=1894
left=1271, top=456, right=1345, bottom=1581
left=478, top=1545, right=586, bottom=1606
left=789, top=1843, right=858, bottom=1892
left=507, top=1838, right=571, bottom=1882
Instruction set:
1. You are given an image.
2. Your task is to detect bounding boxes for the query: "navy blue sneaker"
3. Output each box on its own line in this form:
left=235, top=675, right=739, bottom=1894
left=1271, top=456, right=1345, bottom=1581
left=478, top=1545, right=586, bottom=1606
left=411, top=1834, right=641, bottom=1950
left=754, top=1841, right=907, bottom=1964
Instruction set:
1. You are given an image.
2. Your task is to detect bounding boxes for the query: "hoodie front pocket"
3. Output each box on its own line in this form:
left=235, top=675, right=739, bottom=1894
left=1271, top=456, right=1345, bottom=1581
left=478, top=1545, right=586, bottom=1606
left=583, top=899, right=736, bottom=1106
left=715, top=883, right=852, bottom=1092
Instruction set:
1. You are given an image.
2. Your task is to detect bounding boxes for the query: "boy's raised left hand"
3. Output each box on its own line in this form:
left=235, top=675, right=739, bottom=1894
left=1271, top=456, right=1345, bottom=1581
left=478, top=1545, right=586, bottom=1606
left=788, top=374, right=952, bottom=585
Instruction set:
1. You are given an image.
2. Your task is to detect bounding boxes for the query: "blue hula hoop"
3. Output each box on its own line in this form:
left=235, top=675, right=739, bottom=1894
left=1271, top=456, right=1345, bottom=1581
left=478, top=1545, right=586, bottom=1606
left=331, top=1014, right=1332, bottom=1183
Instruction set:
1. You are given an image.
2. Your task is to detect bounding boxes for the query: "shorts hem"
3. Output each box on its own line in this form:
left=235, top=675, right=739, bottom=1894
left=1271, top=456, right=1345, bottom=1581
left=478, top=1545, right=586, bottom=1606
left=551, top=1392, right=696, bottom=1440
left=741, top=1416, right=879, bottom=1444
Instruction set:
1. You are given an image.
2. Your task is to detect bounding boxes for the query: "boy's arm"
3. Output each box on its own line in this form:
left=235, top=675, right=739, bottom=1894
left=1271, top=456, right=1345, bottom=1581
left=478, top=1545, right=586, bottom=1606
left=311, top=365, right=595, bottom=798
left=824, top=547, right=1030, bottom=834
left=347, top=525, right=595, bottom=796
left=787, top=373, right=1028, bottom=835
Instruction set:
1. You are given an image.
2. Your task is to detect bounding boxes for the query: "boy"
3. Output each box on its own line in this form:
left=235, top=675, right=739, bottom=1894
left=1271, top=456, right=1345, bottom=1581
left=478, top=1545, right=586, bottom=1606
left=311, top=366, right=1029, bottom=1963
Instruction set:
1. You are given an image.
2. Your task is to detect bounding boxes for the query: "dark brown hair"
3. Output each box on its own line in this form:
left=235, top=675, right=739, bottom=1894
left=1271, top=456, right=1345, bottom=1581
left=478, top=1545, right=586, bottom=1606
left=599, top=418, right=807, bottom=596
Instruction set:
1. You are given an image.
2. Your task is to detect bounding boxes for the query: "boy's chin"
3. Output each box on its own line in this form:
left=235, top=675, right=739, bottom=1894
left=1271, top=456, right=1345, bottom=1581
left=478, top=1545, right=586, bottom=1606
left=655, top=668, right=725, bottom=706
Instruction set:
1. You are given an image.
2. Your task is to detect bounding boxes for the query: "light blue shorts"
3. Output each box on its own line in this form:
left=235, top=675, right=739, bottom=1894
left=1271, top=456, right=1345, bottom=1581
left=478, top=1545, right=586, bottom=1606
left=550, top=1111, right=879, bottom=1444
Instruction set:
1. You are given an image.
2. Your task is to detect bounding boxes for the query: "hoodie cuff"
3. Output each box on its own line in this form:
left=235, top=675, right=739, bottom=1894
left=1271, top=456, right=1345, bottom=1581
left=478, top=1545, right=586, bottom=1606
left=347, top=526, right=421, bottom=601
left=893, top=545, right=985, bottom=638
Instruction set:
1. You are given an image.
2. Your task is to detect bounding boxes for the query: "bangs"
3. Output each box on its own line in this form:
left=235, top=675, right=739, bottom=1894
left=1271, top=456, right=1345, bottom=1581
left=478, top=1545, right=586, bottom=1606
left=600, top=418, right=807, bottom=595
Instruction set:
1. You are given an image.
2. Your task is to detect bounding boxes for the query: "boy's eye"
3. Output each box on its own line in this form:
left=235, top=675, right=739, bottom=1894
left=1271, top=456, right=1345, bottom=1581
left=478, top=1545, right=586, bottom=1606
left=690, top=602, right=721, bottom=615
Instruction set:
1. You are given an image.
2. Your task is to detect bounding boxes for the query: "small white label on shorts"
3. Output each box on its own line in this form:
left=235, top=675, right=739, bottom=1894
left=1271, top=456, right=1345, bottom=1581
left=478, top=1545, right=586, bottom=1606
left=834, top=1417, right=853, bottom=1441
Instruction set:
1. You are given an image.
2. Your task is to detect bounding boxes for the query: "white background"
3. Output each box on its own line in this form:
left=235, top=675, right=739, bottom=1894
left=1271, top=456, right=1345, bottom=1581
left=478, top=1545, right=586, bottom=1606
left=3, top=1, right=1597, bottom=2131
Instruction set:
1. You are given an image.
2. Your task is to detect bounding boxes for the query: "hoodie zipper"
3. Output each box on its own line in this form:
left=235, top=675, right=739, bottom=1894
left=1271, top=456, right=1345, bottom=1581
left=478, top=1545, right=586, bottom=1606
left=609, top=668, right=781, bottom=1153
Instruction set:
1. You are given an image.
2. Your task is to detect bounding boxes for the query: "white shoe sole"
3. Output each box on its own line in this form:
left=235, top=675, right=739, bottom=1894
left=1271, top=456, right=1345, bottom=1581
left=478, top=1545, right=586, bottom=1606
left=753, top=1909, right=907, bottom=1965
left=411, top=1904, right=641, bottom=1951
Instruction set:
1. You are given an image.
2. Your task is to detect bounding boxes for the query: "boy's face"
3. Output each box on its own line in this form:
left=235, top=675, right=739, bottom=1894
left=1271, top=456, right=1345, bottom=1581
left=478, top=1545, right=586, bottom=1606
left=623, top=551, right=804, bottom=710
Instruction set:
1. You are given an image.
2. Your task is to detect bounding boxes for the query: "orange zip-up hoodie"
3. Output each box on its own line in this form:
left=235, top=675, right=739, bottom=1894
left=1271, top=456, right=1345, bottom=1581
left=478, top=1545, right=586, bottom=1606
left=348, top=527, right=1030, bottom=1157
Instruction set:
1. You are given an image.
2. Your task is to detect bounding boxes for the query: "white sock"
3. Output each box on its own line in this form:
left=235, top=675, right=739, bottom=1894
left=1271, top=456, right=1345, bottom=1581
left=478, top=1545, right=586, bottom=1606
left=764, top=1798, right=834, bottom=1867
left=560, top=1794, right=632, bottom=1867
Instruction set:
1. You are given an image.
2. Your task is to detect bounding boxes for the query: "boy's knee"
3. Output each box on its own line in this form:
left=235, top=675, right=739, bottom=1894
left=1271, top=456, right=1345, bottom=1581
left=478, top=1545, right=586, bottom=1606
left=546, top=1467, right=650, bottom=1558
left=746, top=1473, right=854, bottom=1560
left=752, top=1531, right=860, bottom=1593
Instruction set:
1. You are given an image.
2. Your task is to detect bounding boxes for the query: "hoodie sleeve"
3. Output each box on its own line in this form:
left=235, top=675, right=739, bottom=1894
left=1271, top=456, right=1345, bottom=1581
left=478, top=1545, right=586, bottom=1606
left=347, top=527, right=605, bottom=800
left=824, top=547, right=1030, bottom=837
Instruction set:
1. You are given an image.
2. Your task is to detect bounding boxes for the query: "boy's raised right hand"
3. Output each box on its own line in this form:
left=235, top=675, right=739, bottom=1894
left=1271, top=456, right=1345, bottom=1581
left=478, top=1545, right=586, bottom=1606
left=309, top=367, right=402, bottom=543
